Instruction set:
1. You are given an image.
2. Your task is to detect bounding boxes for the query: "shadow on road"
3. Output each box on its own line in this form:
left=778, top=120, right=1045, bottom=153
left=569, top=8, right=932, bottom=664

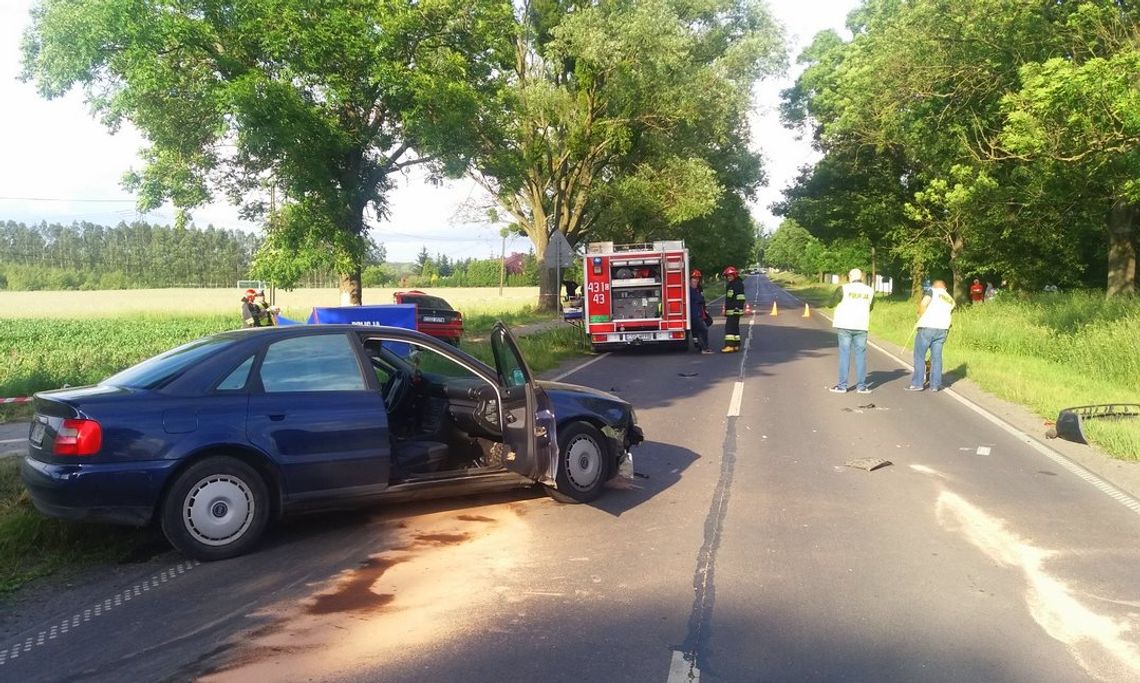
left=592, top=440, right=700, bottom=517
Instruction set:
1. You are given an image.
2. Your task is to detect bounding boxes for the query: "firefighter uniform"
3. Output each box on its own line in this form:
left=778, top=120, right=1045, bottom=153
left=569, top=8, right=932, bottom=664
left=723, top=269, right=746, bottom=352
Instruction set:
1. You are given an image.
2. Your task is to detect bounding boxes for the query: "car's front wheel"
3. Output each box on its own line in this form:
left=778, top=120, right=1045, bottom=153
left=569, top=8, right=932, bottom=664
left=160, top=456, right=271, bottom=561
left=546, top=422, right=610, bottom=504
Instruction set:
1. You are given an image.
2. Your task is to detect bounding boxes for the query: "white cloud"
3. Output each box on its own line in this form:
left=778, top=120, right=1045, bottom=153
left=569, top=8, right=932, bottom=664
left=0, top=0, right=858, bottom=259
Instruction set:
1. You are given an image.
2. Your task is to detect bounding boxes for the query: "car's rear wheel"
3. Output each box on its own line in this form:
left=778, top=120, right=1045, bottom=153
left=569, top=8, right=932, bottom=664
left=546, top=422, right=609, bottom=504
left=161, top=456, right=270, bottom=561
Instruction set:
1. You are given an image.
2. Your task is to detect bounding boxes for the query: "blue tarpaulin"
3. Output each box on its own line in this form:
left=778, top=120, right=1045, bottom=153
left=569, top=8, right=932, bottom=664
left=305, top=304, right=418, bottom=331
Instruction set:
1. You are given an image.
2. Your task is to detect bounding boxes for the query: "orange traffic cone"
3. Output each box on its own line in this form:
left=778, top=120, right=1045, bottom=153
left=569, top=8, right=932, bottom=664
left=802, top=303, right=811, bottom=317
left=769, top=301, right=778, bottom=316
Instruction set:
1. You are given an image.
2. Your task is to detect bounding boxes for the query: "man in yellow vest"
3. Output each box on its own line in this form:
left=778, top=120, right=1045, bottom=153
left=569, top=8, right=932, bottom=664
left=907, top=279, right=955, bottom=392
left=828, top=268, right=875, bottom=393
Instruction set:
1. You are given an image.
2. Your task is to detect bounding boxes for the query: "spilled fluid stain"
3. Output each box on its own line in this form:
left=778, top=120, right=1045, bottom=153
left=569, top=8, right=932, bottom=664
left=413, top=532, right=470, bottom=546
left=457, top=514, right=497, bottom=523
left=307, top=557, right=404, bottom=615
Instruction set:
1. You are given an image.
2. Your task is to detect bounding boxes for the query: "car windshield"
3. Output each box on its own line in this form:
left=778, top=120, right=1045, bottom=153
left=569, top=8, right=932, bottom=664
left=408, top=295, right=452, bottom=311
left=104, top=336, right=235, bottom=389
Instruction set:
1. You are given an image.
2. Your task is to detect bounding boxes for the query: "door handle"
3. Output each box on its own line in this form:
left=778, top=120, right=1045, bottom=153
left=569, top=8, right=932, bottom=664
left=268, top=414, right=286, bottom=422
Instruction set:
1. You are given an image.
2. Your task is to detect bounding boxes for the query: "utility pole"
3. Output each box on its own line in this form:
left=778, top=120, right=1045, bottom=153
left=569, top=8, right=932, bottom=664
left=499, top=227, right=508, bottom=296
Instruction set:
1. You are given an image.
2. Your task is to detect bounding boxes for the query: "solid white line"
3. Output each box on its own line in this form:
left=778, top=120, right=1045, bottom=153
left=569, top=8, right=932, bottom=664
left=0, top=438, right=24, bottom=444
left=798, top=298, right=1140, bottom=518
left=550, top=352, right=609, bottom=382
left=667, top=650, right=699, bottom=683
left=727, top=381, right=744, bottom=417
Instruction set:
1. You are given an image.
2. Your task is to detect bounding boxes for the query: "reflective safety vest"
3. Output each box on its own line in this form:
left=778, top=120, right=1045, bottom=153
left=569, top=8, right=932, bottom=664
left=917, top=288, right=955, bottom=329
left=725, top=278, right=745, bottom=315
left=832, top=282, right=874, bottom=331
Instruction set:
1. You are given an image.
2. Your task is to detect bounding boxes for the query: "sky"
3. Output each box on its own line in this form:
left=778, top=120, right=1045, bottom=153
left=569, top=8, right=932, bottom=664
left=0, top=0, right=859, bottom=263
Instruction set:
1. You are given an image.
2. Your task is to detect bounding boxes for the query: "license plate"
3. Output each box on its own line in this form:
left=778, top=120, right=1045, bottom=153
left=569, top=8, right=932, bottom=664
left=423, top=316, right=446, bottom=323
left=626, top=332, right=655, bottom=341
left=30, top=420, right=46, bottom=447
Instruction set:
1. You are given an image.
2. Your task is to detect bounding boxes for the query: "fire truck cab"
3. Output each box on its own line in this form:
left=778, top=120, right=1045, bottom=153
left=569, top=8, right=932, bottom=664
left=583, top=241, right=691, bottom=352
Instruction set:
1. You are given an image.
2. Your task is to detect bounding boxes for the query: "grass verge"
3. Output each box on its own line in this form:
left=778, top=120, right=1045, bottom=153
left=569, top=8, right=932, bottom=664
left=775, top=273, right=1140, bottom=461
left=0, top=323, right=591, bottom=597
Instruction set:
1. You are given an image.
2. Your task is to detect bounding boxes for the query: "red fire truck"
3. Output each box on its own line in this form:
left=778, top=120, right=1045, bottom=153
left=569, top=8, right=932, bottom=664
left=583, top=240, right=691, bottom=352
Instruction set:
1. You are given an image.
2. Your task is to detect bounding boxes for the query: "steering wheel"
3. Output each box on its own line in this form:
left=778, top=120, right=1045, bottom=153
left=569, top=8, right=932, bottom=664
left=384, top=371, right=409, bottom=412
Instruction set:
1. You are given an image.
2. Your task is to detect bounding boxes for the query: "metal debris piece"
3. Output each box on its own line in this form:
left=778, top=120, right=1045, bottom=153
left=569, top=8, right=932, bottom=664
left=858, top=403, right=877, bottom=410
left=844, top=458, right=892, bottom=472
left=1050, top=403, right=1140, bottom=444
left=678, top=372, right=699, bottom=377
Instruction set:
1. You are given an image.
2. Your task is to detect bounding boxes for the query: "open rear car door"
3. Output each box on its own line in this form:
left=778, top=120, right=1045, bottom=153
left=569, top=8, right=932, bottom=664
left=490, top=323, right=557, bottom=485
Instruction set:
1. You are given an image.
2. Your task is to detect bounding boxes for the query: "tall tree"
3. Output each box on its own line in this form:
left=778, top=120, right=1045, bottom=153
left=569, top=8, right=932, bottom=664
left=21, top=0, right=513, bottom=304
left=468, top=0, right=784, bottom=309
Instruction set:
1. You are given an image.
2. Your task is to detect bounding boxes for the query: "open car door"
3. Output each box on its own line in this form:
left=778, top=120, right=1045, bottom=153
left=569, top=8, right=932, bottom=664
left=490, top=323, right=557, bottom=485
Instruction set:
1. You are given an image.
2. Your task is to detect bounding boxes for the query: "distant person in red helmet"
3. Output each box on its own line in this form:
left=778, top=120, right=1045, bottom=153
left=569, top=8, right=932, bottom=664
left=240, top=288, right=261, bottom=328
left=689, top=269, right=712, bottom=354
left=969, top=278, right=984, bottom=303
left=722, top=266, right=745, bottom=352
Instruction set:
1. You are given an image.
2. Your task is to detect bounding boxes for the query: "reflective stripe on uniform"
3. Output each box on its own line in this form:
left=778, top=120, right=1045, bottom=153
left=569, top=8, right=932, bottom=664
left=736, top=294, right=747, bottom=300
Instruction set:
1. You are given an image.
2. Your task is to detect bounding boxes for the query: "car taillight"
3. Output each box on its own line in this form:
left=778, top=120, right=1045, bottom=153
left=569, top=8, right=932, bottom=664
left=54, top=418, right=102, bottom=456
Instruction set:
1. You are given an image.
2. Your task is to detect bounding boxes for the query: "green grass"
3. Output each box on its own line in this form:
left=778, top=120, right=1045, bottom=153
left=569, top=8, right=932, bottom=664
left=0, top=459, right=154, bottom=597
left=777, top=273, right=1140, bottom=461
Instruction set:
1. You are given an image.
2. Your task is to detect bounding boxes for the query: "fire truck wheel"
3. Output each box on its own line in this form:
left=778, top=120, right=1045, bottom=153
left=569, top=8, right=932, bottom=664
left=546, top=422, right=610, bottom=503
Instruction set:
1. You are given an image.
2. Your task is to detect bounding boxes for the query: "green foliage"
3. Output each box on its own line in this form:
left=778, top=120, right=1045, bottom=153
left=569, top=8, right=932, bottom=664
left=21, top=0, right=515, bottom=298
left=777, top=0, right=1140, bottom=298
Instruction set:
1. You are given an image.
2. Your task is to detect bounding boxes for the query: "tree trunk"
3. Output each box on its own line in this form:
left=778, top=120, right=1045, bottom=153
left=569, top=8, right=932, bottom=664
left=910, top=259, right=924, bottom=299
left=1106, top=200, right=1137, bottom=297
left=339, top=269, right=362, bottom=305
left=949, top=234, right=967, bottom=303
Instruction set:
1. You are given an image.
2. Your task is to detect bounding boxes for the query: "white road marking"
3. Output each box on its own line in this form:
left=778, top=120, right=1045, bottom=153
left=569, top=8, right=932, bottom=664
left=727, top=382, right=744, bottom=417
left=977, top=446, right=992, bottom=456
left=667, top=649, right=700, bottom=682
left=0, top=438, right=25, bottom=444
left=937, top=490, right=1140, bottom=680
left=550, top=351, right=609, bottom=382
left=802, top=305, right=1140, bottom=519
left=0, top=560, right=199, bottom=667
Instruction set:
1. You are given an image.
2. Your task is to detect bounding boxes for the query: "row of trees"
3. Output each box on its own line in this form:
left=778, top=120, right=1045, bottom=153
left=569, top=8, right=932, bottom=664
left=0, top=219, right=259, bottom=289
left=21, top=0, right=785, bottom=308
left=775, top=0, right=1139, bottom=299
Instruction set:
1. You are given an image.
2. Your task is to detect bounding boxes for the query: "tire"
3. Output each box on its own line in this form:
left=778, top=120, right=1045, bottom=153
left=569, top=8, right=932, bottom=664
left=160, top=456, right=271, bottom=561
left=546, top=422, right=610, bottom=504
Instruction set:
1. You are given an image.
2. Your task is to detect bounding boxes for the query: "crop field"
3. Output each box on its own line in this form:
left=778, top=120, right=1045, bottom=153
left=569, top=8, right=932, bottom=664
left=0, top=287, right=545, bottom=400
left=0, top=286, right=540, bottom=320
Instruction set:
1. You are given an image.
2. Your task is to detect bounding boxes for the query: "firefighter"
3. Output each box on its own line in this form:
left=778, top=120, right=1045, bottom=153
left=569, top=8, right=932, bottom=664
left=240, top=289, right=262, bottom=328
left=722, top=265, right=745, bottom=352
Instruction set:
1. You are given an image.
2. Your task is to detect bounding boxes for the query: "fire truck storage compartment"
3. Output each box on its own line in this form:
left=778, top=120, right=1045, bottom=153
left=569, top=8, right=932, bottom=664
left=612, top=286, right=662, bottom=320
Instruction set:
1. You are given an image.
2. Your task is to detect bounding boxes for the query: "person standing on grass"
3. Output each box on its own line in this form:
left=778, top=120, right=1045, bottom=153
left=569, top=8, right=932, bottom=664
left=907, top=279, right=955, bottom=392
left=828, top=268, right=875, bottom=394
left=970, top=278, right=984, bottom=303
left=689, top=269, right=713, bottom=354
left=240, top=289, right=263, bottom=328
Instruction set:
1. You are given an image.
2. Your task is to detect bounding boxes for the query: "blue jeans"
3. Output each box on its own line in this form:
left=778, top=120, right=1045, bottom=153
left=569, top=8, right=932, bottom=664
left=836, top=328, right=868, bottom=390
left=912, top=327, right=949, bottom=389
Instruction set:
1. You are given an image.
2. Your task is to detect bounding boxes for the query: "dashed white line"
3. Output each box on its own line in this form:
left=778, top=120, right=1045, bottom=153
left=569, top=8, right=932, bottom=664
left=0, top=438, right=25, bottom=444
left=667, top=649, right=700, bottom=682
left=727, top=382, right=744, bottom=417
left=0, top=560, right=200, bottom=667
left=977, top=446, right=991, bottom=456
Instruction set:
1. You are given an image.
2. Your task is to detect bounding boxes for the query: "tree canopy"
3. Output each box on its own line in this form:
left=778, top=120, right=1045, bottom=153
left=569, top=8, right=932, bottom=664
left=777, top=0, right=1139, bottom=298
left=21, top=0, right=514, bottom=303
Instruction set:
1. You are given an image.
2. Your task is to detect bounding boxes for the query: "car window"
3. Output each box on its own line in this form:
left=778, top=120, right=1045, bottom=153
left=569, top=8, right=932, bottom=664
left=377, top=340, right=479, bottom=380
left=422, top=296, right=452, bottom=311
left=105, top=336, right=236, bottom=389
left=216, top=356, right=255, bottom=391
left=491, top=328, right=529, bottom=388
left=259, top=335, right=366, bottom=393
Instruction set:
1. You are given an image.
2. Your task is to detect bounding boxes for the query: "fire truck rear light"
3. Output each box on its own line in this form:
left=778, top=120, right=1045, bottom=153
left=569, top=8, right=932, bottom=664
left=672, top=332, right=684, bottom=339
left=593, top=335, right=606, bottom=342
left=54, top=418, right=102, bottom=456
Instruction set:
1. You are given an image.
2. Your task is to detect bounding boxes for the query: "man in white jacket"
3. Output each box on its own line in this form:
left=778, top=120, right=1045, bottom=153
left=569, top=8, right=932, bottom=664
left=907, top=279, right=955, bottom=392
left=828, top=268, right=875, bottom=394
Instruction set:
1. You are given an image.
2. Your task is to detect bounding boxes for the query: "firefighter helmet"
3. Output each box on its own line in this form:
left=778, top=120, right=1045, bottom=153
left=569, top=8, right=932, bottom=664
left=723, top=266, right=738, bottom=277
left=691, top=269, right=702, bottom=278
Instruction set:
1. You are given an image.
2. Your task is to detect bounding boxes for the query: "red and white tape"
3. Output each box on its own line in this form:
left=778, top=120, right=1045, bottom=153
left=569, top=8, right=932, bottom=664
left=0, top=397, right=33, bottom=405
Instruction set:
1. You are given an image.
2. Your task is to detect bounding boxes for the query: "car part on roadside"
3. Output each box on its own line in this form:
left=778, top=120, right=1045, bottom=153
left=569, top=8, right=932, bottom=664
left=1046, top=404, right=1140, bottom=444
left=843, top=458, right=892, bottom=472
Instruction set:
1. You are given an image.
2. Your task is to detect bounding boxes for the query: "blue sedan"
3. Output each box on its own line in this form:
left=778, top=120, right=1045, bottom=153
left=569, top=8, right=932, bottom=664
left=22, top=323, right=643, bottom=560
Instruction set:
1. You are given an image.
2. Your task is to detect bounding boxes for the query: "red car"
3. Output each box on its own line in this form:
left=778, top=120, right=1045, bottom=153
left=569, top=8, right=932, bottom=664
left=393, top=290, right=464, bottom=345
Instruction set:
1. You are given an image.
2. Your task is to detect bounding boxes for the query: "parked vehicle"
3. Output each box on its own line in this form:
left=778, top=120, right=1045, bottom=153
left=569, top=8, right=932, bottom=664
left=583, top=241, right=690, bottom=352
left=392, top=290, right=463, bottom=345
left=22, top=324, right=643, bottom=560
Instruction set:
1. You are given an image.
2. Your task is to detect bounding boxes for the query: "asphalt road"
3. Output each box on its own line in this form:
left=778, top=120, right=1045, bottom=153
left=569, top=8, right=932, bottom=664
left=3, top=274, right=1140, bottom=682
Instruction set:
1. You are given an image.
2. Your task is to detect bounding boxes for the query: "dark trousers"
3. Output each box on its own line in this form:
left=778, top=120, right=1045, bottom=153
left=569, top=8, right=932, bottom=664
left=724, top=314, right=741, bottom=347
left=690, top=316, right=709, bottom=350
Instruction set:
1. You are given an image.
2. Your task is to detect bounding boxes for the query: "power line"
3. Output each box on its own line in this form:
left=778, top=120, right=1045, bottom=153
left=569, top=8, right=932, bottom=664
left=0, top=196, right=137, bottom=203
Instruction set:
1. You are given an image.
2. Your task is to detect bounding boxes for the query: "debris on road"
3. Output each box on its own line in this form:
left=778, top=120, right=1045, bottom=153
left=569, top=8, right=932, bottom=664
left=844, top=458, right=892, bottom=472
